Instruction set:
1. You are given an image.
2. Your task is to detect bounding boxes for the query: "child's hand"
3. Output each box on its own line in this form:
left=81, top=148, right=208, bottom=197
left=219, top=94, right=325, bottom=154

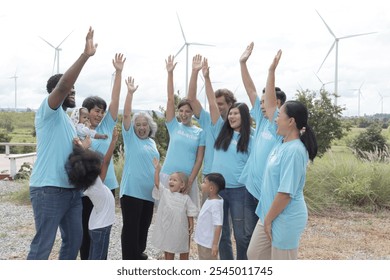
left=188, top=224, right=194, bottom=236
left=211, top=244, right=218, bottom=257
left=73, top=137, right=83, bottom=147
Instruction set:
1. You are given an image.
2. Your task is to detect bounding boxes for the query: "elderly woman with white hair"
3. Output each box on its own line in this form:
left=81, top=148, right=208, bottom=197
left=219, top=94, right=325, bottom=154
left=119, top=76, right=160, bottom=260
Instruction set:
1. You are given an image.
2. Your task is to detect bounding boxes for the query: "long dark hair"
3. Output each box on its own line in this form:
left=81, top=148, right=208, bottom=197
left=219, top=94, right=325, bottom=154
left=284, top=100, right=318, bottom=161
left=214, top=102, right=251, bottom=153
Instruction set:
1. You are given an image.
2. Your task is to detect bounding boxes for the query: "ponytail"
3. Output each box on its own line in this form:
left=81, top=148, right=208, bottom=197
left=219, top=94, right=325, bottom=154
left=300, top=124, right=317, bottom=161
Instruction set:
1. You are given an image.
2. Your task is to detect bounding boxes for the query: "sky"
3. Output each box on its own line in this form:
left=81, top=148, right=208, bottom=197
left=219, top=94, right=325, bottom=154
left=1, top=0, right=390, bottom=117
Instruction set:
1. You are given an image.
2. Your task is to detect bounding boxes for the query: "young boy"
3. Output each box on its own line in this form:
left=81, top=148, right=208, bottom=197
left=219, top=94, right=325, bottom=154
left=194, top=173, right=225, bottom=260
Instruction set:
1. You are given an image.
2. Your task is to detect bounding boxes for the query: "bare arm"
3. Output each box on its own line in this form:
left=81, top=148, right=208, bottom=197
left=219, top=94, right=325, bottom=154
left=187, top=54, right=203, bottom=118
left=202, top=58, right=220, bottom=124
left=48, top=27, right=97, bottom=109
left=188, top=216, right=194, bottom=236
left=165, top=55, right=177, bottom=122
left=185, top=146, right=205, bottom=194
left=264, top=50, right=282, bottom=120
left=108, top=53, right=126, bottom=121
left=263, top=192, right=291, bottom=241
left=239, top=42, right=257, bottom=107
left=153, top=158, right=161, bottom=188
left=100, top=126, right=119, bottom=181
left=123, top=77, right=139, bottom=131
left=212, top=225, right=222, bottom=257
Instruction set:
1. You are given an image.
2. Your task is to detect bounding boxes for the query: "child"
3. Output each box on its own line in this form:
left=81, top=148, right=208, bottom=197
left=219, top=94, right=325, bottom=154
left=194, top=173, right=225, bottom=260
left=65, top=127, right=118, bottom=260
left=152, top=158, right=199, bottom=260
left=71, top=107, right=108, bottom=140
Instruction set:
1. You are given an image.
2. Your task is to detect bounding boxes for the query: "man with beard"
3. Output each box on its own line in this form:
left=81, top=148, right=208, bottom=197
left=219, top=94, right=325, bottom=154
left=27, top=27, right=97, bottom=260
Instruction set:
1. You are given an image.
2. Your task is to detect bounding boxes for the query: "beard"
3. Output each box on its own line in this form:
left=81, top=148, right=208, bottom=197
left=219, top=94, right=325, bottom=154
left=63, top=96, right=76, bottom=109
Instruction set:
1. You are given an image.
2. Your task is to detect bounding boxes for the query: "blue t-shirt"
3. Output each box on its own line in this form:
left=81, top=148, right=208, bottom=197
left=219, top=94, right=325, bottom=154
left=120, top=123, right=160, bottom=202
left=256, top=139, right=309, bottom=250
left=91, top=111, right=118, bottom=190
left=196, top=108, right=216, bottom=175
left=211, top=117, right=252, bottom=188
left=161, top=118, right=205, bottom=176
left=30, top=97, right=77, bottom=188
left=239, top=96, right=283, bottom=199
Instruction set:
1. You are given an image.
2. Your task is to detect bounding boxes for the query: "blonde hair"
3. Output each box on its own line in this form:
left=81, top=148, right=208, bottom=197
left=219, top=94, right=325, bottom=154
left=171, top=172, right=188, bottom=192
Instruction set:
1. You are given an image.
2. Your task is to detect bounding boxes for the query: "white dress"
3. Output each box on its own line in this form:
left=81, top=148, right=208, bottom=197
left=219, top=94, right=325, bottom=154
left=151, top=184, right=199, bottom=253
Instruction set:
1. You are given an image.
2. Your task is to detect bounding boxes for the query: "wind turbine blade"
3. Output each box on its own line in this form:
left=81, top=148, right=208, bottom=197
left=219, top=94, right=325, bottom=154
left=57, top=30, right=74, bottom=48
left=39, top=36, right=56, bottom=48
left=175, top=44, right=186, bottom=57
left=317, top=41, right=336, bottom=73
left=314, top=72, right=324, bottom=84
left=339, top=32, right=377, bottom=40
left=316, top=10, right=336, bottom=38
left=176, top=12, right=187, bottom=42
left=52, top=52, right=57, bottom=74
left=188, top=42, right=215, bottom=47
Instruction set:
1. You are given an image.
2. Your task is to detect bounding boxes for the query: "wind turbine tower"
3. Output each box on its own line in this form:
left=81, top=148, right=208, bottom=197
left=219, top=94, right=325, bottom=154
left=9, top=72, right=18, bottom=111
left=316, top=10, right=376, bottom=106
left=175, top=12, right=214, bottom=96
left=39, top=31, right=73, bottom=74
left=351, top=82, right=364, bottom=117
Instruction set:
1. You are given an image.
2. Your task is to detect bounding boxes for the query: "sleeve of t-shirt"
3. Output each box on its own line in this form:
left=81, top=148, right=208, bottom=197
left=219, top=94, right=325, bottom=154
left=212, top=201, right=223, bottom=226
left=278, top=149, right=306, bottom=198
left=186, top=196, right=199, bottom=217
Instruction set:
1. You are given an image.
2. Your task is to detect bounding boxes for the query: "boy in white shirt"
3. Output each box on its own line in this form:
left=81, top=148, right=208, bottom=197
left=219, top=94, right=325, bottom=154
left=194, top=173, right=225, bottom=260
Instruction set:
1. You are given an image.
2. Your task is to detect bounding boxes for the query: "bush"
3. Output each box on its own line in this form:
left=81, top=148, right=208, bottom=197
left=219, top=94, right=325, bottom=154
left=0, top=132, right=12, bottom=153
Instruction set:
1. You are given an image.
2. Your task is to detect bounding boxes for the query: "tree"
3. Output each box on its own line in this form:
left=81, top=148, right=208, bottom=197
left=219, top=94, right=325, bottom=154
left=295, top=89, right=347, bottom=157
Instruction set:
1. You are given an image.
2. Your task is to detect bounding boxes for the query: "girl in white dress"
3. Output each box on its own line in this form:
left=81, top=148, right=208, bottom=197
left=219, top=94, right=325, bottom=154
left=152, top=158, right=199, bottom=260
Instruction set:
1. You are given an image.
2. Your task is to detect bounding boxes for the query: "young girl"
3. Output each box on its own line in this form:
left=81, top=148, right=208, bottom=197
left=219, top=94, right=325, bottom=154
left=152, top=158, right=199, bottom=260
left=70, top=107, right=108, bottom=140
left=65, top=127, right=118, bottom=260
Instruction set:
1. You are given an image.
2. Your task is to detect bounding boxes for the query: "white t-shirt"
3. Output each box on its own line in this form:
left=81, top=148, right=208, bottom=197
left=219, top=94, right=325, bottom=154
left=194, top=197, right=224, bottom=248
left=83, top=176, right=115, bottom=230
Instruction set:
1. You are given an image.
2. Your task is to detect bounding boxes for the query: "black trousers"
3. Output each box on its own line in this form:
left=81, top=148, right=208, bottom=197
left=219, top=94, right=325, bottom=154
left=80, top=189, right=115, bottom=260
left=120, top=195, right=154, bottom=260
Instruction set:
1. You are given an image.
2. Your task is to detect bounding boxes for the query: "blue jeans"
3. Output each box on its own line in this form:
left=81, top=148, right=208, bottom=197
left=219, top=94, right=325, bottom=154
left=27, top=186, right=82, bottom=260
left=88, top=225, right=112, bottom=260
left=244, top=188, right=259, bottom=247
left=218, top=187, right=247, bottom=260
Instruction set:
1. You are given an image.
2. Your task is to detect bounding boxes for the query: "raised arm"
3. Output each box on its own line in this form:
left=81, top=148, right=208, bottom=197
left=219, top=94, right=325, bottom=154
left=122, top=76, right=139, bottom=131
left=100, top=126, right=119, bottom=181
left=264, top=50, right=282, bottom=120
left=165, top=55, right=177, bottom=122
left=48, top=27, right=97, bottom=109
left=187, top=54, right=203, bottom=118
left=239, top=42, right=257, bottom=107
left=202, top=58, right=220, bottom=124
left=108, top=53, right=126, bottom=120
left=153, top=158, right=161, bottom=189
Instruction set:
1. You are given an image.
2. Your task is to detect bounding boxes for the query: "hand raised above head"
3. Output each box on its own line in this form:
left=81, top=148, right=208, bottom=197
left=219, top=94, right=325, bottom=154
left=201, top=58, right=210, bottom=79
left=239, top=42, right=254, bottom=63
left=165, top=55, right=177, bottom=73
left=83, top=26, right=98, bottom=57
left=125, top=76, right=139, bottom=94
left=269, top=49, right=282, bottom=72
left=192, top=54, right=203, bottom=72
left=112, top=53, right=126, bottom=71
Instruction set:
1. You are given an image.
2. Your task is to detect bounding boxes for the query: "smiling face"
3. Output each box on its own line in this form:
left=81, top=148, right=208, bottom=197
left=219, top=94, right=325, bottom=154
left=88, top=105, right=105, bottom=129
left=276, top=104, right=293, bottom=137
left=168, top=173, right=185, bottom=193
left=216, top=95, right=231, bottom=120
left=228, top=107, right=242, bottom=132
left=134, top=116, right=151, bottom=139
left=178, top=104, right=193, bottom=126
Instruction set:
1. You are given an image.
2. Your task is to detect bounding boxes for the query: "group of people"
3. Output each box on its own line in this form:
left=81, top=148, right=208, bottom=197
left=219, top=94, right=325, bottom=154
left=27, top=27, right=317, bottom=261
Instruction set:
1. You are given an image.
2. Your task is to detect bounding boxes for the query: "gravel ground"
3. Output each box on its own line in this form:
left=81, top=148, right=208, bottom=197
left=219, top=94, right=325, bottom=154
left=1, top=180, right=389, bottom=260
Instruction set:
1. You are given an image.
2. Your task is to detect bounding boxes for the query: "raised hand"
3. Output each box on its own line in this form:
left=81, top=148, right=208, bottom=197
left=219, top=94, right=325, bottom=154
left=125, top=76, right=139, bottom=94
left=192, top=54, right=203, bottom=72
left=239, top=42, right=254, bottom=64
left=83, top=26, right=98, bottom=57
left=269, top=49, right=282, bottom=72
left=201, top=58, right=210, bottom=79
left=165, top=55, right=177, bottom=73
left=112, top=53, right=126, bottom=72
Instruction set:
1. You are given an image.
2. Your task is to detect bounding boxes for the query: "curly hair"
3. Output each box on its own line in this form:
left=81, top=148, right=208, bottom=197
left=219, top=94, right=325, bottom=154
left=46, top=74, right=63, bottom=94
left=65, top=146, right=103, bottom=191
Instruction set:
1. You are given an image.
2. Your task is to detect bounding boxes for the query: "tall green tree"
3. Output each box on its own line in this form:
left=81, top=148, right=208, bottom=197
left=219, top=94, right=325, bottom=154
left=295, top=89, right=347, bottom=157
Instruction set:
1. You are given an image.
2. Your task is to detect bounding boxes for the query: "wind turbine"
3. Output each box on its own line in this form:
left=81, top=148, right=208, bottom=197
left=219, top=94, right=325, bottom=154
left=316, top=10, right=376, bottom=106
left=350, top=82, right=364, bottom=117
left=39, top=30, right=73, bottom=74
left=314, top=72, right=333, bottom=91
left=378, top=91, right=384, bottom=115
left=175, top=12, right=214, bottom=96
left=9, top=70, right=18, bottom=111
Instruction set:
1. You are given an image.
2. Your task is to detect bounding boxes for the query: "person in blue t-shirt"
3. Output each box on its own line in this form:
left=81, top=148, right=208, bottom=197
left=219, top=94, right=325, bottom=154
left=120, top=76, right=160, bottom=260
left=200, top=57, right=253, bottom=260
left=247, top=50, right=318, bottom=260
left=238, top=42, right=287, bottom=252
left=27, top=27, right=97, bottom=260
left=79, top=53, right=125, bottom=260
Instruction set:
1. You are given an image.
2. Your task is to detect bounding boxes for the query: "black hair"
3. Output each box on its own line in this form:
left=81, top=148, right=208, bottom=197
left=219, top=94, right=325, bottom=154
left=214, top=102, right=252, bottom=153
left=284, top=100, right=318, bottom=161
left=46, top=74, right=63, bottom=94
left=262, top=86, right=286, bottom=105
left=82, top=96, right=107, bottom=112
left=65, top=146, right=103, bottom=191
left=215, top=88, right=237, bottom=105
left=177, top=98, right=193, bottom=110
left=205, top=173, right=226, bottom=193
